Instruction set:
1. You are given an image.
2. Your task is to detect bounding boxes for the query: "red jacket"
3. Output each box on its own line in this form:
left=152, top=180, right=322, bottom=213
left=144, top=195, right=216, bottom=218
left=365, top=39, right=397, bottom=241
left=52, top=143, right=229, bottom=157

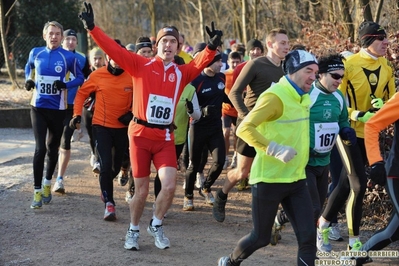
left=89, top=26, right=216, bottom=141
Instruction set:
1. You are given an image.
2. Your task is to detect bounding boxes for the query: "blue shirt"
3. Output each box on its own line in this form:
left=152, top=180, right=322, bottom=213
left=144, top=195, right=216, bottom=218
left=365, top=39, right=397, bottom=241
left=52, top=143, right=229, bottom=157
left=25, top=46, right=84, bottom=110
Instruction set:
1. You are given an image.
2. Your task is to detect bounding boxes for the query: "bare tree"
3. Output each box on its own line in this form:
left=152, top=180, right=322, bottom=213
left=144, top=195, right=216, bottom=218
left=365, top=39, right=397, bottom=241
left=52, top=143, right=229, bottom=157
left=0, top=0, right=18, bottom=90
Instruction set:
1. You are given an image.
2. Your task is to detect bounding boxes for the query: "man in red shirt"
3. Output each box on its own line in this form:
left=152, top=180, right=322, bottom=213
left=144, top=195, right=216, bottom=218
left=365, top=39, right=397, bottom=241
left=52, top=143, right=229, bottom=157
left=79, top=2, right=222, bottom=251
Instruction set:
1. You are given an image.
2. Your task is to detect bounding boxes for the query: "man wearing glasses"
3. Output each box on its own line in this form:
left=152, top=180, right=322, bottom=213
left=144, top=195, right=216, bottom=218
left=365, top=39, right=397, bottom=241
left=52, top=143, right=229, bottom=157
left=316, top=21, right=396, bottom=254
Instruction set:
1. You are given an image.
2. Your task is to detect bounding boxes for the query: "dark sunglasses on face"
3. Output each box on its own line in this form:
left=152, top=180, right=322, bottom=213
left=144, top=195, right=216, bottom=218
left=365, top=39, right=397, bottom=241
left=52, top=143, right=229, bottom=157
left=329, top=73, right=344, bottom=80
left=362, top=34, right=387, bottom=41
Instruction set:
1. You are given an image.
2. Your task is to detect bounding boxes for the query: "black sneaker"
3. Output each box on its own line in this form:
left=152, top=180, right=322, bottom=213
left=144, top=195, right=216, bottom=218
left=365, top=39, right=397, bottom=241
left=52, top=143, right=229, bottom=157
left=213, top=189, right=227, bottom=222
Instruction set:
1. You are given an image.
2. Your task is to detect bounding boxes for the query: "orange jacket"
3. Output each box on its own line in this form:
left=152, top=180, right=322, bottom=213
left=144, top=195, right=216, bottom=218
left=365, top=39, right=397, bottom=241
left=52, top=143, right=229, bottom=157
left=73, top=66, right=133, bottom=128
left=222, top=68, right=238, bottom=117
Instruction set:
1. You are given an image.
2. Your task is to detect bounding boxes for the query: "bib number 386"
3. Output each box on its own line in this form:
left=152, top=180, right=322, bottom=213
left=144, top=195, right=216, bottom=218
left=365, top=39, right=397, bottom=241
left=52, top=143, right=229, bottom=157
left=37, top=75, right=60, bottom=95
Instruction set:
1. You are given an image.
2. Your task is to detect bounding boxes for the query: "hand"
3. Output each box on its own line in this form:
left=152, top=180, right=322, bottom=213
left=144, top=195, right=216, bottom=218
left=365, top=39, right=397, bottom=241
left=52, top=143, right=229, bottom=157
left=185, top=99, right=194, bottom=114
left=266, top=141, right=297, bottom=163
left=202, top=105, right=216, bottom=117
left=79, top=2, right=95, bottom=31
left=371, top=98, right=383, bottom=109
left=118, top=112, right=133, bottom=126
left=357, top=111, right=374, bottom=123
left=69, top=115, right=82, bottom=129
left=205, top=21, right=223, bottom=50
left=53, top=80, right=66, bottom=91
left=24, top=79, right=35, bottom=91
left=339, top=127, right=357, bottom=146
left=369, top=161, right=386, bottom=186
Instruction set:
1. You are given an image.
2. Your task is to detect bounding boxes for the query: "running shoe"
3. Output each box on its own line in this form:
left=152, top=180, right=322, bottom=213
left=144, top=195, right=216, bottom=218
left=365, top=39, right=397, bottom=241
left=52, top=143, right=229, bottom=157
left=53, top=179, right=65, bottom=194
left=183, top=197, right=194, bottom=211
left=104, top=202, right=116, bottom=221
left=92, top=162, right=101, bottom=174
left=42, top=184, right=52, bottom=204
left=30, top=191, right=42, bottom=209
left=329, top=223, right=343, bottom=241
left=147, top=221, right=170, bottom=249
left=218, top=256, right=232, bottom=266
left=124, top=229, right=140, bottom=250
left=270, top=221, right=283, bottom=245
left=316, top=227, right=332, bottom=252
left=117, top=169, right=129, bottom=186
left=212, top=190, right=227, bottom=222
left=199, top=187, right=215, bottom=205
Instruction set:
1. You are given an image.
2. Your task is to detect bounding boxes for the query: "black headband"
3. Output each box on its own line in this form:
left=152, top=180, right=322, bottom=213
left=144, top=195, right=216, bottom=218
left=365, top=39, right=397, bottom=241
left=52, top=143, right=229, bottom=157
left=135, top=42, right=152, bottom=52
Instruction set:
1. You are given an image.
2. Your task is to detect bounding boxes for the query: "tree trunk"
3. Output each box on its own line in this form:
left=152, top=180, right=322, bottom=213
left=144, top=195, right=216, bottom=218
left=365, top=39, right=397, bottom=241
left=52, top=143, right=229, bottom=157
left=241, top=0, right=247, bottom=46
left=373, top=0, right=384, bottom=23
left=0, top=0, right=17, bottom=90
left=196, top=0, right=205, bottom=42
left=338, top=0, right=355, bottom=41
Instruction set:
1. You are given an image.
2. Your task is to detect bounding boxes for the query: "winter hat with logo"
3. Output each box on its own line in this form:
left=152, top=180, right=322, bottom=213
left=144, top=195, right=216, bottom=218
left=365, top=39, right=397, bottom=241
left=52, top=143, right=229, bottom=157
left=358, top=21, right=386, bottom=48
left=282, top=50, right=318, bottom=75
left=64, top=29, right=77, bottom=38
left=246, top=39, right=264, bottom=54
left=156, top=26, right=180, bottom=47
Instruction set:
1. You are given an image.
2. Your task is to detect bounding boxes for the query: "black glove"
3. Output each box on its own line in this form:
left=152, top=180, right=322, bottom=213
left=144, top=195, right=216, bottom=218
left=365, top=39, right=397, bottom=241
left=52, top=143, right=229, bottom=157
left=79, top=2, right=95, bottom=31
left=369, top=161, right=386, bottom=186
left=202, top=105, right=216, bottom=117
left=185, top=99, right=194, bottom=114
left=25, top=79, right=35, bottom=91
left=69, top=115, right=82, bottom=130
left=339, top=127, right=357, bottom=146
left=206, top=21, right=223, bottom=50
left=53, top=80, right=66, bottom=91
left=118, top=112, right=133, bottom=126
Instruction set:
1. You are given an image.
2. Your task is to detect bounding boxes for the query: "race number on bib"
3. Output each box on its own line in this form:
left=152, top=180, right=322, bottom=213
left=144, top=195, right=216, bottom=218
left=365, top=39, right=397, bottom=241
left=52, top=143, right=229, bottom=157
left=146, top=94, right=174, bottom=125
left=37, top=75, right=60, bottom=95
left=313, top=122, right=339, bottom=154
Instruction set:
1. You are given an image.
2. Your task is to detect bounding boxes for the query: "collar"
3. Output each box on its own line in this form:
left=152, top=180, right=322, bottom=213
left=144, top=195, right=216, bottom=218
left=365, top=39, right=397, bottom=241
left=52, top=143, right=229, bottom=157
left=285, top=75, right=307, bottom=96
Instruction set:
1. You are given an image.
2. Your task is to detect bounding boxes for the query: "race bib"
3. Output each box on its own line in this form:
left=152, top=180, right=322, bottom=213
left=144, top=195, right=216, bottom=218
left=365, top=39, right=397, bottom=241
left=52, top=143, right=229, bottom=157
left=146, top=94, right=174, bottom=125
left=313, top=122, right=339, bottom=153
left=37, top=75, right=60, bottom=95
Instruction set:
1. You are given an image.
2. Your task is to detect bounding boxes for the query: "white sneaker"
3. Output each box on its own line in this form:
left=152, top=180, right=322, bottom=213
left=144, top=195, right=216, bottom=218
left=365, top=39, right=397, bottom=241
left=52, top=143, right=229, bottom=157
left=195, top=172, right=205, bottom=189
left=147, top=222, right=170, bottom=249
left=92, top=162, right=101, bottom=174
left=90, top=153, right=96, bottom=167
left=124, top=229, right=140, bottom=250
left=329, top=223, right=343, bottom=241
left=71, top=129, right=83, bottom=142
left=199, top=188, right=215, bottom=205
left=183, top=197, right=194, bottom=211
left=53, top=179, right=65, bottom=194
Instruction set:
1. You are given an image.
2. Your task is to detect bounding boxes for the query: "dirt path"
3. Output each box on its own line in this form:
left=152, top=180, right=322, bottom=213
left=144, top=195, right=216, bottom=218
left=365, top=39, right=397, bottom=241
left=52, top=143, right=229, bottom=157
left=0, top=129, right=398, bottom=266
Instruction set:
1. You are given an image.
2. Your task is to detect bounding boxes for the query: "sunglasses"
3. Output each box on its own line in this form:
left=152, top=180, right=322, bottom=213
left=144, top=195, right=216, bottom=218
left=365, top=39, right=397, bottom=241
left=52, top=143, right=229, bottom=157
left=362, top=34, right=387, bottom=41
left=329, top=73, right=344, bottom=80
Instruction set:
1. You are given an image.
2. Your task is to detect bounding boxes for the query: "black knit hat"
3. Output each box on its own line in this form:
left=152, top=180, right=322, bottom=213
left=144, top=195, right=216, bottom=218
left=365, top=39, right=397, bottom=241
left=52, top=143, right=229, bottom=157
left=64, top=29, right=77, bottom=38
left=358, top=21, right=386, bottom=48
left=246, top=39, right=264, bottom=54
left=135, top=37, right=152, bottom=52
left=282, top=50, right=318, bottom=75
